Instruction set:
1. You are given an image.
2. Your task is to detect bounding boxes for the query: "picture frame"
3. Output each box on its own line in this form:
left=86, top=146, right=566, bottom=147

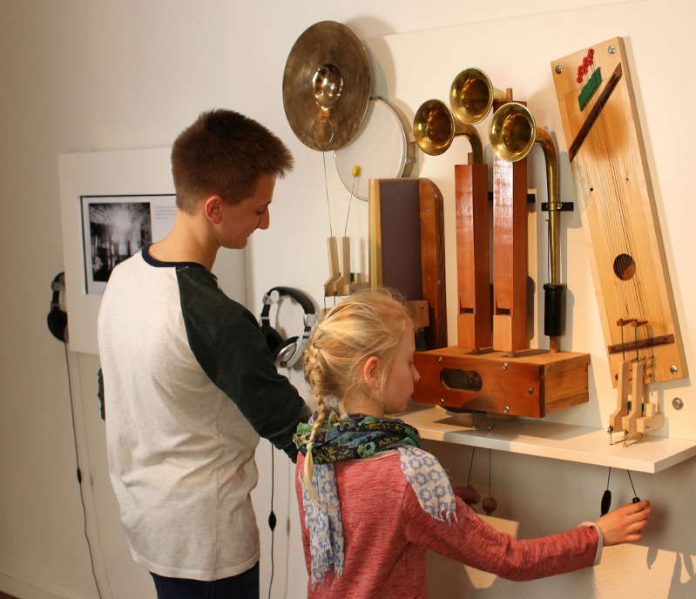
left=80, top=194, right=176, bottom=296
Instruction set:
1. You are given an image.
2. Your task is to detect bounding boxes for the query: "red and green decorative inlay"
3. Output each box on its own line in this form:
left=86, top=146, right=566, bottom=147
left=577, top=48, right=602, bottom=111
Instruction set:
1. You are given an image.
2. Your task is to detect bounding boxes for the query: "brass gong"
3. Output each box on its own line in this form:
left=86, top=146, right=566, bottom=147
left=282, top=21, right=372, bottom=151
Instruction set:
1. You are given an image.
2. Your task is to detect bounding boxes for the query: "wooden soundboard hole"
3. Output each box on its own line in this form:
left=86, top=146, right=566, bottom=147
left=613, top=253, right=636, bottom=281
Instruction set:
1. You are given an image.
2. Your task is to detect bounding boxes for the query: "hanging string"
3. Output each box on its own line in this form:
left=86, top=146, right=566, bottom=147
left=322, top=151, right=334, bottom=238
left=487, top=449, right=492, bottom=498
left=481, top=449, right=497, bottom=515
left=466, top=447, right=476, bottom=488
left=267, top=442, right=276, bottom=599
left=321, top=150, right=339, bottom=310
left=626, top=469, right=639, bottom=500
left=343, top=174, right=358, bottom=238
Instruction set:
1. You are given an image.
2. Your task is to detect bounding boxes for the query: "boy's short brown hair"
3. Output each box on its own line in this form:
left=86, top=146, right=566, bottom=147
left=171, top=109, right=294, bottom=213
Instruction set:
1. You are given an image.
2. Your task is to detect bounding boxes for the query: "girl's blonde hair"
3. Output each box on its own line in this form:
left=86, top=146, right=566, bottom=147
left=301, top=289, right=413, bottom=503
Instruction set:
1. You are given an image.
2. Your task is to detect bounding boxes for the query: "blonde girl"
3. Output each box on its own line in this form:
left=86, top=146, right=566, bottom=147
left=294, top=290, right=651, bottom=598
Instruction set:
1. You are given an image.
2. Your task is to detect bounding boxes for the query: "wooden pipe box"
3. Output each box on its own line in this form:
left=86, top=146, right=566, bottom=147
left=413, top=348, right=590, bottom=418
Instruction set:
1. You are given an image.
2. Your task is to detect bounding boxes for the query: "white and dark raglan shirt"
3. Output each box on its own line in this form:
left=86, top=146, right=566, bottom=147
left=97, top=247, right=310, bottom=580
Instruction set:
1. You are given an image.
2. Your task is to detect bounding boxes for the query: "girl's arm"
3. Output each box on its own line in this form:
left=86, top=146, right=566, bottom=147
left=403, top=485, right=637, bottom=581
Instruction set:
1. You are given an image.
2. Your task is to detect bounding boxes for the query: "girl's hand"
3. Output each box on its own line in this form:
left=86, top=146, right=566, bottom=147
left=595, top=499, right=652, bottom=546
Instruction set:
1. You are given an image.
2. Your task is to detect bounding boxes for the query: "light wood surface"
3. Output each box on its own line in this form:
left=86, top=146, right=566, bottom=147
left=551, top=37, right=686, bottom=385
left=455, top=163, right=491, bottom=351
left=492, top=154, right=528, bottom=353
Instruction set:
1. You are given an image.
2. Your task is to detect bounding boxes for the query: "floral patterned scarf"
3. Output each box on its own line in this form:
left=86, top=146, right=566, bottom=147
left=294, top=413, right=457, bottom=586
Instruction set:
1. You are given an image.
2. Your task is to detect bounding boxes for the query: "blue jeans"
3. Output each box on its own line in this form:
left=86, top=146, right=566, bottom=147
left=150, top=563, right=259, bottom=599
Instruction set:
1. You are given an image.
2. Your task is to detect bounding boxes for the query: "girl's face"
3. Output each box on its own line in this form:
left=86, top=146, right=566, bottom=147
left=380, top=325, right=420, bottom=415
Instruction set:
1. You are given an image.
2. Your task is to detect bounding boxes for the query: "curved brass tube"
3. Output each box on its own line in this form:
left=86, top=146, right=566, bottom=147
left=413, top=99, right=483, bottom=164
left=450, top=67, right=507, bottom=125
left=489, top=102, right=564, bottom=347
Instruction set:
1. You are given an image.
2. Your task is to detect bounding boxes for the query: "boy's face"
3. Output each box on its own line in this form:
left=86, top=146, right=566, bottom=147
left=380, top=325, right=420, bottom=415
left=216, top=173, right=275, bottom=249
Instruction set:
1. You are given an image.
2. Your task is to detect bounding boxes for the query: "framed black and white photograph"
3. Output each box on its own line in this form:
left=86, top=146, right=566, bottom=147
left=80, top=194, right=176, bottom=295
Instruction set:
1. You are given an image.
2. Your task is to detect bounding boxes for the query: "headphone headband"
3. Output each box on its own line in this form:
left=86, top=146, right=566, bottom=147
left=260, top=286, right=316, bottom=320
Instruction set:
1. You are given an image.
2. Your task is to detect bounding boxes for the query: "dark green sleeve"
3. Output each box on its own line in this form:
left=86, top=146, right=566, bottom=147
left=178, top=267, right=310, bottom=460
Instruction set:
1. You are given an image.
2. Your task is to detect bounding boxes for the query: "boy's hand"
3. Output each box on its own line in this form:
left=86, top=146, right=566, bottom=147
left=596, top=499, right=652, bottom=546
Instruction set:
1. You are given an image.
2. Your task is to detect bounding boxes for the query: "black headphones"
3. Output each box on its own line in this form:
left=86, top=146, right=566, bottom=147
left=47, top=272, right=68, bottom=343
left=260, top=287, right=316, bottom=369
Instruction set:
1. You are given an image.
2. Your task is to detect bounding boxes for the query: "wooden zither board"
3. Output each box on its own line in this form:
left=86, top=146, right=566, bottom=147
left=551, top=37, right=686, bottom=385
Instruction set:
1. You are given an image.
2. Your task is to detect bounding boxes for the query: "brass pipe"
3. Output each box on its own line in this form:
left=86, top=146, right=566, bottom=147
left=413, top=99, right=483, bottom=164
left=450, top=67, right=507, bottom=125
left=489, top=102, right=564, bottom=347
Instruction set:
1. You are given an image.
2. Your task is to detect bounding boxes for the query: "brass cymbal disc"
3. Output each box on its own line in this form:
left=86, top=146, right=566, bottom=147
left=283, top=21, right=372, bottom=151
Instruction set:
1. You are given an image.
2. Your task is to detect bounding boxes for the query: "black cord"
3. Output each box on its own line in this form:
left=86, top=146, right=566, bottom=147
left=63, top=344, right=104, bottom=599
left=626, top=470, right=640, bottom=502
left=267, top=442, right=277, bottom=599
left=488, top=449, right=492, bottom=497
left=466, top=447, right=476, bottom=487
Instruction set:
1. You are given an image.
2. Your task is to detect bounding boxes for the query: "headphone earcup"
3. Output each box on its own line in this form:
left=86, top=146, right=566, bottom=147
left=47, top=272, right=68, bottom=343
left=47, top=306, right=68, bottom=343
left=262, top=325, right=284, bottom=356
left=274, top=336, right=300, bottom=368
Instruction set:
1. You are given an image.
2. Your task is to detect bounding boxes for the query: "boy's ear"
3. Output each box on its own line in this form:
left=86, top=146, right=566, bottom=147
left=362, top=356, right=381, bottom=392
left=203, top=195, right=224, bottom=224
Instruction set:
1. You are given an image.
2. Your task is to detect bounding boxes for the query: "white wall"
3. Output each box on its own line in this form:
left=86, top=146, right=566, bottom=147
left=1, top=0, right=695, bottom=598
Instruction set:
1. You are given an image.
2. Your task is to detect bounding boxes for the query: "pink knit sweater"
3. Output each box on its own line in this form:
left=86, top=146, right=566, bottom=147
left=295, top=451, right=598, bottom=599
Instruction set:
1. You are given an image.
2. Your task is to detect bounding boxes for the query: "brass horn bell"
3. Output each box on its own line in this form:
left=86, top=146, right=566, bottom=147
left=450, top=67, right=507, bottom=125
left=413, top=99, right=483, bottom=164
left=488, top=102, right=558, bottom=199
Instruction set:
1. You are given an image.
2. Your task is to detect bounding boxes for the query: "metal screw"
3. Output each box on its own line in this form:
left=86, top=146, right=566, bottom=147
left=528, top=387, right=534, bottom=394
left=555, top=65, right=563, bottom=74
left=608, top=45, right=616, bottom=54
left=439, top=398, right=446, bottom=406
left=672, top=397, right=684, bottom=410
left=437, top=356, right=443, bottom=364
left=504, top=405, right=510, bottom=413
left=670, top=364, right=679, bottom=373
left=502, top=362, right=509, bottom=370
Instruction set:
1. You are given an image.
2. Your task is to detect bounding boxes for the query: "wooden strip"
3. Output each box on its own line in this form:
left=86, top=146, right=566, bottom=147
left=455, top=163, right=490, bottom=351
left=492, top=155, right=528, bottom=353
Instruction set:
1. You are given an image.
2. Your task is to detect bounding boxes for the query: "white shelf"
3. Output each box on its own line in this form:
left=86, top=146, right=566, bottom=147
left=399, top=404, right=696, bottom=474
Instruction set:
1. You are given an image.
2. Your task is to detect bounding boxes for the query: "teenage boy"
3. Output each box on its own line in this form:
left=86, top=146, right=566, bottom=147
left=98, top=109, right=310, bottom=599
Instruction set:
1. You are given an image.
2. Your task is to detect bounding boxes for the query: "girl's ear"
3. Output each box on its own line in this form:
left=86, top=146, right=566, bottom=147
left=203, top=195, right=224, bottom=224
left=362, top=356, right=381, bottom=393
